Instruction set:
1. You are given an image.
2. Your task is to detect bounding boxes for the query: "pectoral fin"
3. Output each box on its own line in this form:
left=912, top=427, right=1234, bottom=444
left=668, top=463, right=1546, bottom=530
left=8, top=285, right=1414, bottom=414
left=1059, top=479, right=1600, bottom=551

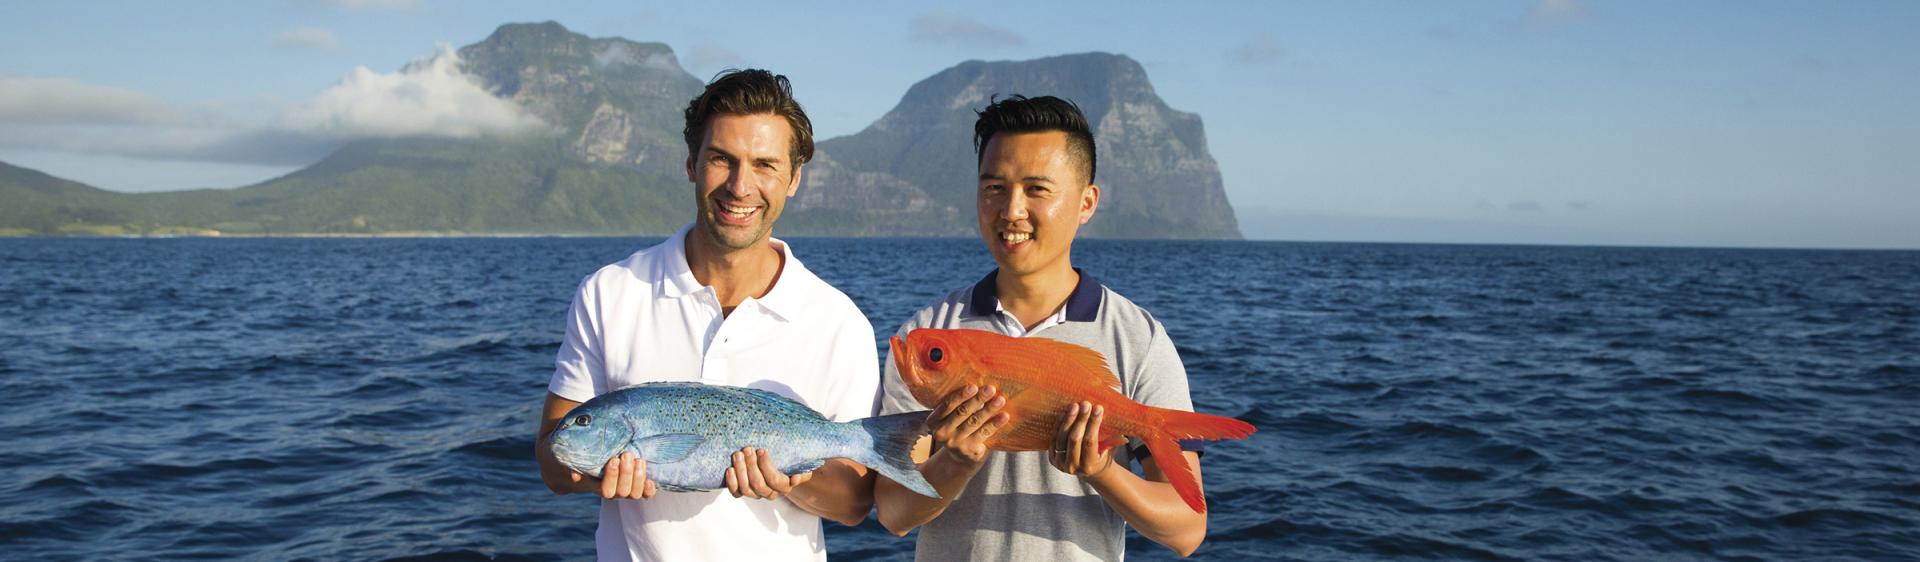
left=631, top=433, right=704, bottom=464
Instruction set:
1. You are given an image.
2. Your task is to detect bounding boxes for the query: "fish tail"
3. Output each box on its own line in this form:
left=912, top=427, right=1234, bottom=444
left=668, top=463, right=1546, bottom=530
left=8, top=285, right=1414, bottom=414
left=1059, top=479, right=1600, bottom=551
left=1143, top=435, right=1208, bottom=513
left=855, top=411, right=940, bottom=499
left=1159, top=408, right=1257, bottom=442
left=1148, top=409, right=1257, bottom=514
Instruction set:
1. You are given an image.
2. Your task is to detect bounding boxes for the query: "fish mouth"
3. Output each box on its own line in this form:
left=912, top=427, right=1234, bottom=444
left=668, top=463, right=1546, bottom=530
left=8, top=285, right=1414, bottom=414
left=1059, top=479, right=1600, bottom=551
left=890, top=336, right=920, bottom=388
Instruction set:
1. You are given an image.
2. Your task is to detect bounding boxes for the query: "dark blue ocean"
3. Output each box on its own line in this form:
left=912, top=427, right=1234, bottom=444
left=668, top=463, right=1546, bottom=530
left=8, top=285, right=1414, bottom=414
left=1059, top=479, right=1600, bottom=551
left=2, top=237, right=1916, bottom=561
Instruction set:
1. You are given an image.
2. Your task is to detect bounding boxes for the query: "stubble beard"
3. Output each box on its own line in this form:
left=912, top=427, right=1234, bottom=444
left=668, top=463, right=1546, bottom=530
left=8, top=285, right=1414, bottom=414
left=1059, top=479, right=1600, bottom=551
left=699, top=204, right=772, bottom=252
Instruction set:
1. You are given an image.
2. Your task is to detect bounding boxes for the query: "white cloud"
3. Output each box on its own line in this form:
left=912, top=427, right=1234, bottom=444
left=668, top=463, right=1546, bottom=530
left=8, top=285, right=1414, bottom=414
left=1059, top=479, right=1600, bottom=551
left=0, top=76, right=177, bottom=125
left=1229, top=35, right=1286, bottom=66
left=278, top=43, right=548, bottom=140
left=909, top=14, right=1025, bottom=49
left=272, top=27, right=340, bottom=50
left=1527, top=0, right=1589, bottom=25
left=1, top=45, right=547, bottom=166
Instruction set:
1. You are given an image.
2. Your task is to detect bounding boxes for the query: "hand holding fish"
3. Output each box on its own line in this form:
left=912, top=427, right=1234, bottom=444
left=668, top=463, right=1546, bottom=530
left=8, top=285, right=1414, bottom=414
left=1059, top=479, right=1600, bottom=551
left=724, top=447, right=815, bottom=501
left=925, top=384, right=1011, bottom=464
left=575, top=451, right=658, bottom=500
left=1049, top=401, right=1116, bottom=479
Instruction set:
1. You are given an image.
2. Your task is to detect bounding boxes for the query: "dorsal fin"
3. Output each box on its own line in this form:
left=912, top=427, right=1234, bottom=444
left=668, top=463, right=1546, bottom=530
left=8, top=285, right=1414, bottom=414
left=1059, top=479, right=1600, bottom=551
left=1012, top=336, right=1123, bottom=393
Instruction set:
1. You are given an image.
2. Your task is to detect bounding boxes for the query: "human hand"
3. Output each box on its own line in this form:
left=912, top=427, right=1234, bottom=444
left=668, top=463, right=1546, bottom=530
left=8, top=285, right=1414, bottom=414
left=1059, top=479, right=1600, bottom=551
left=571, top=451, right=658, bottom=500
left=926, top=384, right=1009, bottom=465
left=725, top=447, right=815, bottom=501
left=1048, top=401, right=1115, bottom=479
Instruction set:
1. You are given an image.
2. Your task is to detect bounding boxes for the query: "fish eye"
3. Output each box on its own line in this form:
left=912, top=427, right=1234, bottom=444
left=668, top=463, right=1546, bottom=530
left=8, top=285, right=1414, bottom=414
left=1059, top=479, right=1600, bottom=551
left=929, top=347, right=943, bottom=363
left=572, top=414, right=591, bottom=427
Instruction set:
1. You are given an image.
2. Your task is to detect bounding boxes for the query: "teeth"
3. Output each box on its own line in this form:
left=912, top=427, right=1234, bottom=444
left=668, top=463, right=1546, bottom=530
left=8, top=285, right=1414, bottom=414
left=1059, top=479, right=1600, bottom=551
left=1002, top=232, right=1031, bottom=243
left=724, top=205, right=756, bottom=215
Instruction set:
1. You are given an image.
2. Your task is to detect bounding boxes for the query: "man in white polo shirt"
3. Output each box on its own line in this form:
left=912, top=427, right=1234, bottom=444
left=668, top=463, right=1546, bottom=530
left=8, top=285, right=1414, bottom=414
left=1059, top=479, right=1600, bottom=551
left=534, top=69, right=882, bottom=562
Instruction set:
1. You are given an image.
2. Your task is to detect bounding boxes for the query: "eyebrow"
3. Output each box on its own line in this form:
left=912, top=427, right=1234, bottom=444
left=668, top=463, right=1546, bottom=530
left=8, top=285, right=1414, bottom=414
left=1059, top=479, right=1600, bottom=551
left=979, top=173, right=1053, bottom=183
left=706, top=146, right=786, bottom=168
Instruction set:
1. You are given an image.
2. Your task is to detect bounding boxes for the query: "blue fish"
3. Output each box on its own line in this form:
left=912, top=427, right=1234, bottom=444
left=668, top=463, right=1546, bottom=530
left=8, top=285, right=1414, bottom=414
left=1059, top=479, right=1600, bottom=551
left=548, top=382, right=939, bottom=498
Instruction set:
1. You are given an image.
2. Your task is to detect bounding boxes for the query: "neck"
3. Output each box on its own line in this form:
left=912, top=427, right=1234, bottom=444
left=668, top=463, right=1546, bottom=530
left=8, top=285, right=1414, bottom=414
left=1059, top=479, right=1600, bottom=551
left=684, top=229, right=783, bottom=315
left=995, top=264, right=1078, bottom=331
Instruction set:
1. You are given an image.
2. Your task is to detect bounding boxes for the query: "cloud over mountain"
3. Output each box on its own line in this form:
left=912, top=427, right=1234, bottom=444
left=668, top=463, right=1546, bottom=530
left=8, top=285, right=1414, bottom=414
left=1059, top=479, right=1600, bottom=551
left=278, top=44, right=548, bottom=140
left=0, top=76, right=178, bottom=125
left=1, top=45, right=546, bottom=166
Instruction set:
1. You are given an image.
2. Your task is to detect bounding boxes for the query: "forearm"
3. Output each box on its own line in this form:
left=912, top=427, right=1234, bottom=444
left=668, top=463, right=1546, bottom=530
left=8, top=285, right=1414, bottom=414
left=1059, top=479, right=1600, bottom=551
left=1085, top=461, right=1207, bottom=556
left=875, top=449, right=984, bottom=535
left=783, top=459, right=873, bottom=526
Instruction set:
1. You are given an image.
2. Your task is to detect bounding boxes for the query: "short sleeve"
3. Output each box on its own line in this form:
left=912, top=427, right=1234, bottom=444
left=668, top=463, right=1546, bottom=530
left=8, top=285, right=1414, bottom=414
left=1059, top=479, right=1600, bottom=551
left=1129, top=316, right=1194, bottom=412
left=548, top=276, right=605, bottom=403
left=1125, top=314, right=1201, bottom=461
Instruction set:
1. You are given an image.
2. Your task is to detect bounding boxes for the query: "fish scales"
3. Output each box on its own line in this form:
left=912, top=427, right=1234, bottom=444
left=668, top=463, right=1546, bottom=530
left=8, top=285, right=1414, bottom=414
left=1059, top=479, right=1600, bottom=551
left=548, top=382, right=939, bottom=497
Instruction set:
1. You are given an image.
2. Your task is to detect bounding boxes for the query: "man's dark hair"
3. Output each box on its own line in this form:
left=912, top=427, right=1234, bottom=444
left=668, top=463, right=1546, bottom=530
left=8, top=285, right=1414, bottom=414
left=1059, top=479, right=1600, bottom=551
left=683, top=69, right=814, bottom=169
left=972, top=95, right=1096, bottom=184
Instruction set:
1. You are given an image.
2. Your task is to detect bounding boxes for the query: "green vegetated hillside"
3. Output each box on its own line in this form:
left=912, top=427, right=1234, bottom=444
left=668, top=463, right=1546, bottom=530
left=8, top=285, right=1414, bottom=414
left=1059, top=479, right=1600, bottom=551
left=1, top=21, right=1240, bottom=239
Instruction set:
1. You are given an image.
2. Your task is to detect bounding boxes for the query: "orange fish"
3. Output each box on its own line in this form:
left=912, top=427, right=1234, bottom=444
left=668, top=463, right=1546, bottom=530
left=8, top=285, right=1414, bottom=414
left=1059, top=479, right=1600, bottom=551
left=890, top=328, right=1255, bottom=513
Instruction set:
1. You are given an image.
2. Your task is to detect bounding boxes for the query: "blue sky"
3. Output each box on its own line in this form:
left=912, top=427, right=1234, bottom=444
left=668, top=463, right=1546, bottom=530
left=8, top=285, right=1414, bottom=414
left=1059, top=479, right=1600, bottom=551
left=1, top=1, right=1915, bottom=248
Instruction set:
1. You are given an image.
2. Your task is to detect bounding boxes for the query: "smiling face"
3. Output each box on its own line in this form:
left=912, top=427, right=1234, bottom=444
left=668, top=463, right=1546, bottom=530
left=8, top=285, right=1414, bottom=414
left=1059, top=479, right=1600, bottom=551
left=686, top=112, right=803, bottom=253
left=976, top=131, right=1100, bottom=279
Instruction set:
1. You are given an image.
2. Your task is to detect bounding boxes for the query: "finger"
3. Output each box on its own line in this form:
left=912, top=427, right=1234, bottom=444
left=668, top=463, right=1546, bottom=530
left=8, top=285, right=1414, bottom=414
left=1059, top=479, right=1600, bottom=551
left=1066, top=402, right=1092, bottom=471
left=745, top=449, right=772, bottom=498
left=727, top=451, right=749, bottom=497
left=960, top=395, right=1007, bottom=436
left=788, top=470, right=814, bottom=488
left=756, top=449, right=792, bottom=493
left=943, top=390, right=991, bottom=429
left=978, top=411, right=1011, bottom=440
left=599, top=456, right=619, bottom=499
left=725, top=466, right=741, bottom=498
left=642, top=478, right=657, bottom=500
left=1082, top=405, right=1106, bottom=468
left=930, top=385, right=979, bottom=424
left=1055, top=402, right=1079, bottom=450
left=617, top=452, right=638, bottom=498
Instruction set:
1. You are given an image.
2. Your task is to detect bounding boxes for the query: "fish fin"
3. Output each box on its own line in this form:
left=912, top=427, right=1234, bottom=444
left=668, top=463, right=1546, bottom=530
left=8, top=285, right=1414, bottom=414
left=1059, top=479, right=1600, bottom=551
left=1145, top=435, right=1208, bottom=514
left=632, top=433, right=704, bottom=464
left=783, top=458, right=827, bottom=475
left=857, top=411, right=941, bottom=499
left=1158, top=408, right=1257, bottom=442
left=1011, top=337, right=1122, bottom=393
left=1097, top=433, right=1127, bottom=454
left=1148, top=409, right=1258, bottom=514
left=655, top=482, right=703, bottom=493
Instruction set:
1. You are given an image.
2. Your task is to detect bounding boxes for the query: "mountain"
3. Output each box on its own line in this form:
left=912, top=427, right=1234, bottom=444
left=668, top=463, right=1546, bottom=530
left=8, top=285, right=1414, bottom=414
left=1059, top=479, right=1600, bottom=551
left=0, top=22, right=1239, bottom=239
left=791, top=53, right=1241, bottom=239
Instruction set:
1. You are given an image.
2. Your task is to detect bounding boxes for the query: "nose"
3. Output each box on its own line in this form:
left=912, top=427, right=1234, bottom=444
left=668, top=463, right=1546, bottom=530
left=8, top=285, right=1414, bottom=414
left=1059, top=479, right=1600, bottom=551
left=1001, top=189, right=1028, bottom=221
left=723, top=167, right=752, bottom=199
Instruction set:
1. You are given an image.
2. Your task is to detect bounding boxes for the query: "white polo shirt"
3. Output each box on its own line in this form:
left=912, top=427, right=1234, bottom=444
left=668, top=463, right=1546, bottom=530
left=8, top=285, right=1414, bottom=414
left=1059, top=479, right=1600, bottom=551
left=549, top=223, right=881, bottom=562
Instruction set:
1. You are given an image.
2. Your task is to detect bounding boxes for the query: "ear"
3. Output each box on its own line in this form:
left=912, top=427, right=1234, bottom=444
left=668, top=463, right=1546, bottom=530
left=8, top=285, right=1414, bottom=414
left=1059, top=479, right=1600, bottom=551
left=1078, top=183, right=1101, bottom=225
left=786, top=162, right=805, bottom=198
left=685, top=156, right=697, bottom=183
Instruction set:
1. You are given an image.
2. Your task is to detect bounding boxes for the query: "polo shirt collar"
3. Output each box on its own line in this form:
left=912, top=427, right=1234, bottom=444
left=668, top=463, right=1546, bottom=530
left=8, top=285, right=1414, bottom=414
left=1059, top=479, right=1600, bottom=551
left=968, top=267, right=1103, bottom=322
left=659, top=223, right=704, bottom=299
left=660, top=222, right=806, bottom=322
